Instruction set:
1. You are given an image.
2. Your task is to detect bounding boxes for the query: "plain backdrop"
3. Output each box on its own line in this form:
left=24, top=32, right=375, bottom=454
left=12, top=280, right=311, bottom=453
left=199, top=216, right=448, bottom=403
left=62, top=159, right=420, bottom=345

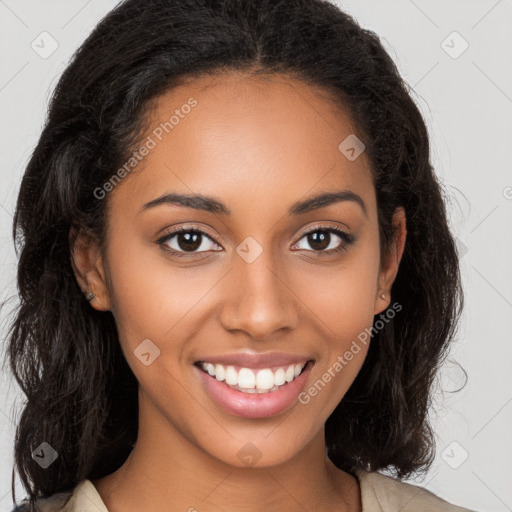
left=0, top=1, right=511, bottom=511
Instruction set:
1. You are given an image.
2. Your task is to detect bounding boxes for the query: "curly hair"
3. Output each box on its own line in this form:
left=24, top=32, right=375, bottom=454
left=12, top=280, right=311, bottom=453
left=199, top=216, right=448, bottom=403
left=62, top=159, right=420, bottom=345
left=3, top=0, right=464, bottom=507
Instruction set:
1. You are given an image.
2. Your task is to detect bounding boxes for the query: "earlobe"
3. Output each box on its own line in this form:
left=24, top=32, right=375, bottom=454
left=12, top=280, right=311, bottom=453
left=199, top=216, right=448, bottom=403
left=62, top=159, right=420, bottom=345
left=69, top=223, right=111, bottom=311
left=374, top=207, right=407, bottom=314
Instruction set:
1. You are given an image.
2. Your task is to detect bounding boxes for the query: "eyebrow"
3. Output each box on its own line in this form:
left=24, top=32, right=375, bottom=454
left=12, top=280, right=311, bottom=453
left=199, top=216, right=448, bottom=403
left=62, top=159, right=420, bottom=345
left=141, top=189, right=367, bottom=218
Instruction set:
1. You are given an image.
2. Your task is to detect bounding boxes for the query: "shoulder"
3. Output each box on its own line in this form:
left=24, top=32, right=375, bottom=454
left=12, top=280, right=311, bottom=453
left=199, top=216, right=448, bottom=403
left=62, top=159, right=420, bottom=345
left=9, top=480, right=91, bottom=512
left=353, top=468, right=478, bottom=512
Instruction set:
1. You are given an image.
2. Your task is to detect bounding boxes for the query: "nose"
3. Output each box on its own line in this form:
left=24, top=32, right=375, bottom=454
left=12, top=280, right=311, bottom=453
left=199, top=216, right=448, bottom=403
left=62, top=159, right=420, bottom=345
left=218, top=249, right=299, bottom=340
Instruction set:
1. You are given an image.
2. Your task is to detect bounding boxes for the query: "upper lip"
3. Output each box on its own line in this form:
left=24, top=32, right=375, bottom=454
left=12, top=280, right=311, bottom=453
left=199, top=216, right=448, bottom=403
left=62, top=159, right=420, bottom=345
left=195, top=351, right=313, bottom=369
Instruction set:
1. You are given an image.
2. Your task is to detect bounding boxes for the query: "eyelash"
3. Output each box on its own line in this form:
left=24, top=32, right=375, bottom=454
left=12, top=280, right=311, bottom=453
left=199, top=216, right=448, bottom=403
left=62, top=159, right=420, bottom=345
left=156, top=224, right=356, bottom=259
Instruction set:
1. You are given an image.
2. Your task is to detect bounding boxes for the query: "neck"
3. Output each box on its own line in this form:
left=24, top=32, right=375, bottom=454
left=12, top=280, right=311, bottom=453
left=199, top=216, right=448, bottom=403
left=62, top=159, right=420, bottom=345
left=92, top=391, right=361, bottom=512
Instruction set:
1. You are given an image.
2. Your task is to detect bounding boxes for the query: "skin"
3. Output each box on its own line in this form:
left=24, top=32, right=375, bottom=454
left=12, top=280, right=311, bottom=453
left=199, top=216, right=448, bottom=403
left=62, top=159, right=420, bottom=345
left=71, top=71, right=406, bottom=512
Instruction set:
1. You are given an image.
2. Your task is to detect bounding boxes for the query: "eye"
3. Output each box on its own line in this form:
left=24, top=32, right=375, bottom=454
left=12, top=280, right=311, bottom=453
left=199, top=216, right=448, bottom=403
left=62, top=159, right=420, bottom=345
left=156, top=227, right=222, bottom=257
left=156, top=224, right=355, bottom=259
left=292, top=225, right=355, bottom=255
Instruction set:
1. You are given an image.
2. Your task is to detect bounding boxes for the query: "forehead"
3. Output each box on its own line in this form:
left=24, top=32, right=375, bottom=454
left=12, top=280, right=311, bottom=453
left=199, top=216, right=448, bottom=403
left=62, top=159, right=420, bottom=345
left=110, top=71, right=375, bottom=219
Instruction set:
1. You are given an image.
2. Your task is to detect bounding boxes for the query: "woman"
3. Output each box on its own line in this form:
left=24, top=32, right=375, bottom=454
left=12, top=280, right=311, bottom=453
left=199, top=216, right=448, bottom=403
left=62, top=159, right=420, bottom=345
left=5, top=0, right=475, bottom=510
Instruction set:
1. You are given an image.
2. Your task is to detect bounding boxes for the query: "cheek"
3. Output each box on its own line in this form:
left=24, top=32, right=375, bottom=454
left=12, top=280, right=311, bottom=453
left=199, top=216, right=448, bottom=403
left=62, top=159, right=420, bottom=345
left=294, top=235, right=380, bottom=409
left=104, top=232, right=219, bottom=350
left=298, top=238, right=381, bottom=338
left=104, top=232, right=184, bottom=342
left=103, top=235, right=204, bottom=399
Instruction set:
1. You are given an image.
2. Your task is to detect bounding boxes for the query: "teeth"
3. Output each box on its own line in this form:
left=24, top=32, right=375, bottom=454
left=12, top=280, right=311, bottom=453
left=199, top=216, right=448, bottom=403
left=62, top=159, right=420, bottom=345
left=215, top=364, right=225, bottom=382
left=274, top=368, right=286, bottom=386
left=255, top=369, right=274, bottom=390
left=199, top=361, right=308, bottom=393
left=238, top=368, right=255, bottom=388
left=225, top=366, right=237, bottom=385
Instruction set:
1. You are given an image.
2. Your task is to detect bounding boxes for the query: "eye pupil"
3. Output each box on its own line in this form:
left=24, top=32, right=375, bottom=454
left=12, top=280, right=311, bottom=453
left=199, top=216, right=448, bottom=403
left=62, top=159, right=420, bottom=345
left=177, top=231, right=202, bottom=251
left=308, top=230, right=330, bottom=251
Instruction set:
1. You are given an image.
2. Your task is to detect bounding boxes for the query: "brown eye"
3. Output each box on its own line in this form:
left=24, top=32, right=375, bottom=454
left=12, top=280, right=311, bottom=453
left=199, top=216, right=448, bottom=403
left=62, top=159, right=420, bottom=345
left=306, top=230, right=331, bottom=251
left=157, top=228, right=221, bottom=255
left=293, top=226, right=355, bottom=255
left=175, top=231, right=202, bottom=252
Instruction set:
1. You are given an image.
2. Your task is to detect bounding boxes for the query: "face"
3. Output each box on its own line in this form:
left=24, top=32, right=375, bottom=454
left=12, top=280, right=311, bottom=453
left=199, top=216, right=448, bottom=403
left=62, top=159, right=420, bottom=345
left=74, top=71, right=406, bottom=469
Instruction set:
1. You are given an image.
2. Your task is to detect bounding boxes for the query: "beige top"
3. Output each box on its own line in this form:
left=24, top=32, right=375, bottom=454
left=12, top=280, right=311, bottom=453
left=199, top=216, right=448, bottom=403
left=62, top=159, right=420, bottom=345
left=14, top=468, right=476, bottom=512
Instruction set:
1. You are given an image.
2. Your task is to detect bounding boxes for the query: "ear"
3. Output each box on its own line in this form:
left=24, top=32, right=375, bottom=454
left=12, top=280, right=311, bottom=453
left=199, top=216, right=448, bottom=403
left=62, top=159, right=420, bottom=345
left=374, top=206, right=407, bottom=315
left=69, top=223, right=111, bottom=311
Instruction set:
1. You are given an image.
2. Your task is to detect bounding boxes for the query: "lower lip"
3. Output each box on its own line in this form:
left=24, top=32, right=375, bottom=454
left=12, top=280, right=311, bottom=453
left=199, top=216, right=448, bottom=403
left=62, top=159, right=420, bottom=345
left=196, top=362, right=313, bottom=419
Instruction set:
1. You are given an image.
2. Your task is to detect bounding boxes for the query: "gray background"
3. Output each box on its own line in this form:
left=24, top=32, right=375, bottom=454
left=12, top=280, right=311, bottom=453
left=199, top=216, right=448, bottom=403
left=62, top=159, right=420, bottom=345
left=1, top=1, right=511, bottom=510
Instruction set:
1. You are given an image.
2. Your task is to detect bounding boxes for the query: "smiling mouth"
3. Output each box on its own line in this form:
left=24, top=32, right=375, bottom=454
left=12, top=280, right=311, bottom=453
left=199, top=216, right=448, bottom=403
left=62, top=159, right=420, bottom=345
left=195, top=360, right=314, bottom=394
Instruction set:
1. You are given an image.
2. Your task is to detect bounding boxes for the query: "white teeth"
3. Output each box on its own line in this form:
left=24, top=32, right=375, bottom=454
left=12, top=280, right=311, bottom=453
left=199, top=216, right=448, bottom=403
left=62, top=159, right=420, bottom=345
left=234, top=384, right=280, bottom=394
left=255, top=369, right=274, bottom=390
left=199, top=361, right=308, bottom=393
left=225, top=365, right=237, bottom=385
left=274, top=368, right=286, bottom=386
left=215, top=364, right=225, bottom=382
left=238, top=368, right=255, bottom=389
